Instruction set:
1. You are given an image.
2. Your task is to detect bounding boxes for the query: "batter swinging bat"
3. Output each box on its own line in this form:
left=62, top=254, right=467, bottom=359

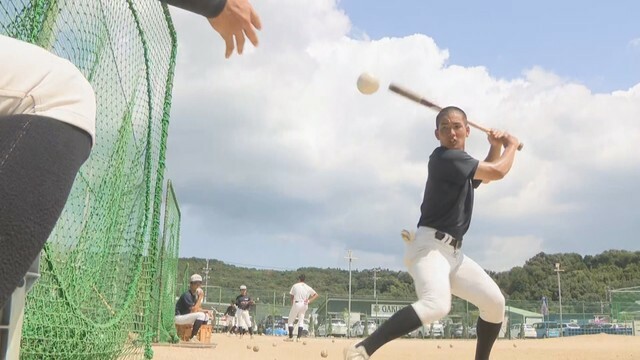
left=388, top=83, right=524, bottom=151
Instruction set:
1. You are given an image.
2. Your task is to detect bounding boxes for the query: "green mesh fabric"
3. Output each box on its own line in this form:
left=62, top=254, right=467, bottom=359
left=152, top=181, right=182, bottom=343
left=610, top=287, right=640, bottom=321
left=0, top=1, right=178, bottom=359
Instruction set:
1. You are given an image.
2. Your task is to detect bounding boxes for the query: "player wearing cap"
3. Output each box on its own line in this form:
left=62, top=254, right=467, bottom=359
left=223, top=300, right=238, bottom=335
left=235, top=284, right=255, bottom=339
left=344, top=107, right=518, bottom=359
left=284, top=274, right=318, bottom=342
left=174, top=274, right=210, bottom=342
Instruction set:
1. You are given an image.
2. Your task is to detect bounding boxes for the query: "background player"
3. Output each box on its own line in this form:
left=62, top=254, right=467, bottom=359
left=223, top=300, right=238, bottom=335
left=345, top=106, right=519, bottom=360
left=235, top=284, right=255, bottom=339
left=284, top=274, right=318, bottom=342
left=174, top=274, right=210, bottom=342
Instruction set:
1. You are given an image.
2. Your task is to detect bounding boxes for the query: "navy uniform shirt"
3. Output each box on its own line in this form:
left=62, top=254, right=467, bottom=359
left=175, top=290, right=197, bottom=316
left=417, top=147, right=481, bottom=241
left=235, top=294, right=252, bottom=311
left=225, top=305, right=237, bottom=317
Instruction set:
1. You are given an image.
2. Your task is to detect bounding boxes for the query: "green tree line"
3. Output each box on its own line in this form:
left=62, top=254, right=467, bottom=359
left=177, top=250, right=640, bottom=304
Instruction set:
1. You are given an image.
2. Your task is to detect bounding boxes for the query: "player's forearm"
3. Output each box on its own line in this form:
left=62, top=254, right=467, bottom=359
left=161, top=0, right=227, bottom=18
left=476, top=145, right=517, bottom=181
left=484, top=143, right=502, bottom=163
left=489, top=145, right=517, bottom=178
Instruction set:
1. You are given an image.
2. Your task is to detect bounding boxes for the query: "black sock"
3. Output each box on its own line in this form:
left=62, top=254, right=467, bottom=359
left=359, top=306, right=422, bottom=356
left=191, top=320, right=204, bottom=338
left=475, top=317, right=502, bottom=360
left=297, top=326, right=303, bottom=339
left=249, top=327, right=253, bottom=335
left=288, top=326, right=294, bottom=338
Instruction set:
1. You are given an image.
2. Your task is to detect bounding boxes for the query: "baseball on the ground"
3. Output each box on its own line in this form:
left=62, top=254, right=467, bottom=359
left=357, top=72, right=379, bottom=95
left=320, top=349, right=328, bottom=358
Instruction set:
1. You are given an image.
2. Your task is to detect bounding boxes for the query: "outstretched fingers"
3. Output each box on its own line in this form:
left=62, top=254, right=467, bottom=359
left=235, top=31, right=246, bottom=55
left=222, top=34, right=235, bottom=58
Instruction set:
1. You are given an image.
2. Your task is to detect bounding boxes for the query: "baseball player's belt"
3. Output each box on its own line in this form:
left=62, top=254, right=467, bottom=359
left=435, top=231, right=462, bottom=249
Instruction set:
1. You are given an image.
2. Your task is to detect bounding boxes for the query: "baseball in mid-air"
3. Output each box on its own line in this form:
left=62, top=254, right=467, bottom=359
left=356, top=72, right=379, bottom=95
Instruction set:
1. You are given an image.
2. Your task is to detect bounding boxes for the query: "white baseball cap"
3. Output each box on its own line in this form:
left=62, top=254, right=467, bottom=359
left=240, top=285, right=247, bottom=290
left=190, top=274, right=203, bottom=283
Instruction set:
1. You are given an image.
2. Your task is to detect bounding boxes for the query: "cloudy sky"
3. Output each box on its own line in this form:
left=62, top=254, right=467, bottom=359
left=164, top=0, right=640, bottom=272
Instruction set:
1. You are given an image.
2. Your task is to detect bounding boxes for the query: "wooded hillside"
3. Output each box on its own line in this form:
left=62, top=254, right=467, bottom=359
left=177, top=250, right=640, bottom=304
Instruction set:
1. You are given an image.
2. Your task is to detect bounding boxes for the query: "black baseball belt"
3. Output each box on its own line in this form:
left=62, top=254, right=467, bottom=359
left=435, top=230, right=462, bottom=250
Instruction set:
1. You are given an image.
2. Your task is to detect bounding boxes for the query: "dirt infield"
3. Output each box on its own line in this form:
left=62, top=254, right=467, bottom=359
left=152, top=333, right=640, bottom=359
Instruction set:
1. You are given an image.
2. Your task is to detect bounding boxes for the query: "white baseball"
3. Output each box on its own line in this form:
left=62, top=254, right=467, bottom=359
left=357, top=72, right=379, bottom=95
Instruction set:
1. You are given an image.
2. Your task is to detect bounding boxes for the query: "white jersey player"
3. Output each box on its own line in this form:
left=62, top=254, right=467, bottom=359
left=284, top=274, right=318, bottom=342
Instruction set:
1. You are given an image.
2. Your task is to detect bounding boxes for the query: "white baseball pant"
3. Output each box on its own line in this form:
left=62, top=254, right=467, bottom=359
left=404, top=227, right=505, bottom=325
left=237, top=309, right=252, bottom=330
left=0, top=35, right=96, bottom=144
left=287, top=301, right=308, bottom=327
left=226, top=314, right=237, bottom=327
left=174, top=312, right=208, bottom=325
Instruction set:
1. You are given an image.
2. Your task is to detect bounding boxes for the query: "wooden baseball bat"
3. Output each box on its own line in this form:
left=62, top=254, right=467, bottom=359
left=388, top=83, right=524, bottom=151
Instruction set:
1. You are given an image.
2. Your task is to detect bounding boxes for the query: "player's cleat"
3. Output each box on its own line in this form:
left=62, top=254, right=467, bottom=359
left=344, top=343, right=369, bottom=360
left=188, top=336, right=200, bottom=343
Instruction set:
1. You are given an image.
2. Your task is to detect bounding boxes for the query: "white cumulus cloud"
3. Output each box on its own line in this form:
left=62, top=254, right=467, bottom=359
left=164, top=0, right=640, bottom=272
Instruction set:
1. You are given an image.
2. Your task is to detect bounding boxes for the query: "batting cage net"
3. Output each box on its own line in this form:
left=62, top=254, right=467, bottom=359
left=152, top=180, right=182, bottom=343
left=1, top=1, right=178, bottom=359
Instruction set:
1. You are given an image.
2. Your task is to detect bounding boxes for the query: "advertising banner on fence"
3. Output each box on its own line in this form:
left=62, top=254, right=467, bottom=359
left=371, top=304, right=406, bottom=318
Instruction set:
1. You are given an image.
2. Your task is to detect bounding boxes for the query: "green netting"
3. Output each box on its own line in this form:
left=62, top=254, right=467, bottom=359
left=0, top=1, right=177, bottom=359
left=151, top=181, right=182, bottom=343
left=611, top=287, right=640, bottom=321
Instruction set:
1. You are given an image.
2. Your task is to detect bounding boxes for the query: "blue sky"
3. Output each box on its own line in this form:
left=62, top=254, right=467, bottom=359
left=340, top=0, right=640, bottom=93
left=164, top=0, right=640, bottom=272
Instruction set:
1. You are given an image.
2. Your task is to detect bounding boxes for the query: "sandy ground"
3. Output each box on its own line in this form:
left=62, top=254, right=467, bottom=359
left=152, top=333, right=640, bottom=360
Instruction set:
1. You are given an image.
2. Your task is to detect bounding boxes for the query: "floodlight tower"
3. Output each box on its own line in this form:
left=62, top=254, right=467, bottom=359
left=345, top=250, right=358, bottom=337
left=555, top=262, right=564, bottom=336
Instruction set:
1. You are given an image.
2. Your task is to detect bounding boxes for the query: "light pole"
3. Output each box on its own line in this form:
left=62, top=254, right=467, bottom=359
left=345, top=250, right=357, bottom=338
left=202, top=259, right=210, bottom=303
left=555, top=263, right=564, bottom=336
left=373, top=268, right=380, bottom=325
